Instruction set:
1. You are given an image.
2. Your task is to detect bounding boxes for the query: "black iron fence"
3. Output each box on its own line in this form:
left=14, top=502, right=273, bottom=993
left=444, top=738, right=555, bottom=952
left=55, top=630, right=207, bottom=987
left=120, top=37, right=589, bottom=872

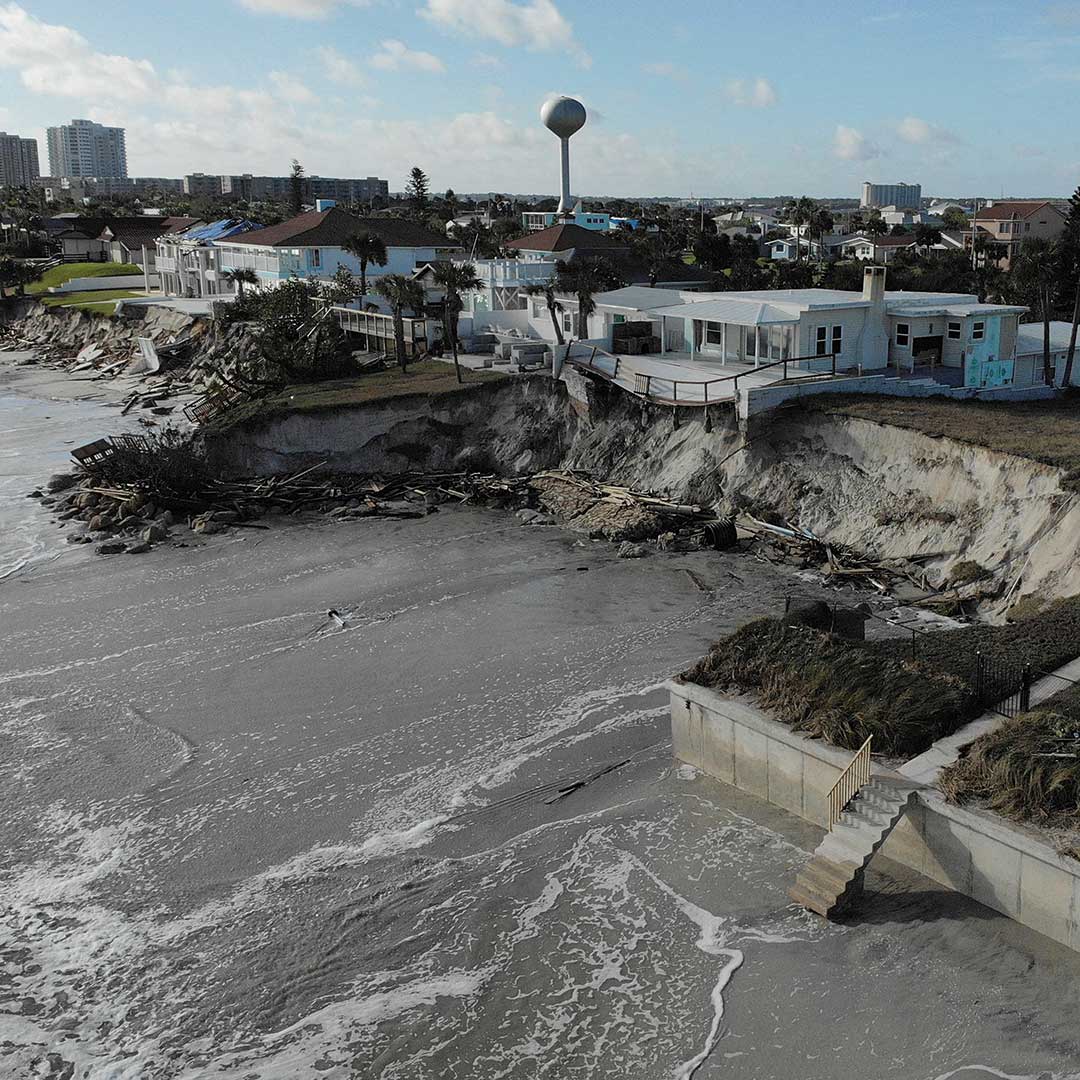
left=975, top=652, right=1033, bottom=718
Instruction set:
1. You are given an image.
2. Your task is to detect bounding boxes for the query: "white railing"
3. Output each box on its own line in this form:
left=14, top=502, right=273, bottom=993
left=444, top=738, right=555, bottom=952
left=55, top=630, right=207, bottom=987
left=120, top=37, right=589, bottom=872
left=828, top=736, right=872, bottom=827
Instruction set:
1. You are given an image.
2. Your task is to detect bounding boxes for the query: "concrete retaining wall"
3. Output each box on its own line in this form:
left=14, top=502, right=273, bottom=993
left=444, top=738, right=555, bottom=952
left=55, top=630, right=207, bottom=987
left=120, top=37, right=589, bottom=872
left=51, top=274, right=155, bottom=293
left=669, top=678, right=1080, bottom=952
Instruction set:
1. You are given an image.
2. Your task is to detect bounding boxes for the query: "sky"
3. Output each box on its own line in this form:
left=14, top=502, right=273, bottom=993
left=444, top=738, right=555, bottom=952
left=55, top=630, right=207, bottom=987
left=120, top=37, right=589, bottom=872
left=1, top=0, right=1079, bottom=199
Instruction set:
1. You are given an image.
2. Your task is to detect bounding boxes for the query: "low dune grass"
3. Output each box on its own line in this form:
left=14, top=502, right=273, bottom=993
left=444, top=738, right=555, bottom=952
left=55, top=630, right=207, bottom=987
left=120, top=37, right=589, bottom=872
left=682, top=619, right=974, bottom=756
left=683, top=597, right=1080, bottom=758
left=940, top=696, right=1080, bottom=849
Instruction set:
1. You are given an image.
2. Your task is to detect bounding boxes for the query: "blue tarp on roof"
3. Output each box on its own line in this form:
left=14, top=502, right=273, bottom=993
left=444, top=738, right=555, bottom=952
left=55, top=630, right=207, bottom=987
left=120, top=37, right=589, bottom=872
left=180, top=218, right=260, bottom=243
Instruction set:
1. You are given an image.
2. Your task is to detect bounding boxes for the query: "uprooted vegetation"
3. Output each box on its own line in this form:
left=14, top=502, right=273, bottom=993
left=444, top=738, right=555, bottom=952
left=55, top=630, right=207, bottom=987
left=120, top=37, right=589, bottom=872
left=940, top=687, right=1080, bottom=854
left=682, top=598, right=1080, bottom=757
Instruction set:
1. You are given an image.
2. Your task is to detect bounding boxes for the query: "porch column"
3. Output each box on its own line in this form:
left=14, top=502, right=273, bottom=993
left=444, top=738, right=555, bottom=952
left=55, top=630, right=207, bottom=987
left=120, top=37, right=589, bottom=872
left=660, top=316, right=666, bottom=355
left=690, top=320, right=696, bottom=360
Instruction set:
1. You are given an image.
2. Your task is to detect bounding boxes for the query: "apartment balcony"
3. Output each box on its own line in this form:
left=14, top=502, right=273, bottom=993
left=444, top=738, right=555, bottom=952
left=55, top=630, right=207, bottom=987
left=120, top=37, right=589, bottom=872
left=470, top=259, right=555, bottom=286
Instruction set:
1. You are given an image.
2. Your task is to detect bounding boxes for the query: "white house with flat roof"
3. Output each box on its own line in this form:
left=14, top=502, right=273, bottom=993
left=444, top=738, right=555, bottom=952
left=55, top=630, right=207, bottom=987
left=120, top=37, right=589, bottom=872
left=497, top=267, right=1028, bottom=399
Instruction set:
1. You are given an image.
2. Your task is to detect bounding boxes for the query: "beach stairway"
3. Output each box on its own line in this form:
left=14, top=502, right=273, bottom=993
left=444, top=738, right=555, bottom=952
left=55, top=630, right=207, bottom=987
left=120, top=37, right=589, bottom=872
left=788, top=779, right=917, bottom=918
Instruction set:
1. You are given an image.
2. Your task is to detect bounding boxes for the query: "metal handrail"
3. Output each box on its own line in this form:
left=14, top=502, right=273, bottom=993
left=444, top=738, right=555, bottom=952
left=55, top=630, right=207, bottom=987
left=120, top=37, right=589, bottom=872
left=827, top=735, right=872, bottom=827
left=568, top=346, right=838, bottom=407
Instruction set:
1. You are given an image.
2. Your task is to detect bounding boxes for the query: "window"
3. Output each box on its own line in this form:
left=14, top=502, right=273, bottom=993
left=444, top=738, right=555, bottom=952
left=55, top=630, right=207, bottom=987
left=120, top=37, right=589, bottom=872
left=310, top=248, right=321, bottom=268
left=831, top=325, right=843, bottom=356
left=972, top=321, right=985, bottom=341
left=705, top=320, right=723, bottom=345
left=612, top=313, right=625, bottom=325
left=814, top=326, right=828, bottom=356
left=896, top=323, right=910, bottom=347
left=562, top=310, right=574, bottom=333
left=532, top=301, right=543, bottom=318
left=742, top=325, right=756, bottom=357
left=947, top=321, right=961, bottom=340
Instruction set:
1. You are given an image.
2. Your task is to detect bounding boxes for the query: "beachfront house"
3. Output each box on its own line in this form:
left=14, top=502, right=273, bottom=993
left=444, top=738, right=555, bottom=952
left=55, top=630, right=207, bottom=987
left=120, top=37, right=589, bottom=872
left=212, top=206, right=460, bottom=291
left=486, top=266, right=1029, bottom=399
left=97, top=217, right=197, bottom=269
left=155, top=218, right=261, bottom=299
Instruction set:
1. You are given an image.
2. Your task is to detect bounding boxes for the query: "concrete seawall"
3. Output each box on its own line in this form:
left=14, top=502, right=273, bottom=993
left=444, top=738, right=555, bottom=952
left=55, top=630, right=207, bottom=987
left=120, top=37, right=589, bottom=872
left=669, top=678, right=1080, bottom=953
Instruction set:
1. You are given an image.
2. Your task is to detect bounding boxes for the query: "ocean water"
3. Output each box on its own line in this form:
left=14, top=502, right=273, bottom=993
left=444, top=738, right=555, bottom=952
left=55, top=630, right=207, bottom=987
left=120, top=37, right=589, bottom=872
left=2, top=359, right=1079, bottom=1079
left=0, top=356, right=136, bottom=581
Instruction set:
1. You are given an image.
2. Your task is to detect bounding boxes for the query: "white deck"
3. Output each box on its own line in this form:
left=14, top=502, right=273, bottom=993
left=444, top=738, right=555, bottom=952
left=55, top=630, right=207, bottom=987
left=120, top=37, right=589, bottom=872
left=571, top=349, right=836, bottom=404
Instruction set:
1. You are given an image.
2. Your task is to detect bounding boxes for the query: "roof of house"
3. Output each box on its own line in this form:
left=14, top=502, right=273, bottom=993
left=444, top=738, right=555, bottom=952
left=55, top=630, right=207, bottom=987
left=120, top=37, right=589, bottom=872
left=648, top=297, right=802, bottom=326
left=175, top=218, right=261, bottom=244
left=973, top=200, right=1064, bottom=221
left=99, top=217, right=197, bottom=246
left=1016, top=320, right=1078, bottom=354
left=840, top=233, right=918, bottom=247
left=221, top=207, right=453, bottom=249
left=586, top=286, right=688, bottom=310
left=504, top=222, right=623, bottom=253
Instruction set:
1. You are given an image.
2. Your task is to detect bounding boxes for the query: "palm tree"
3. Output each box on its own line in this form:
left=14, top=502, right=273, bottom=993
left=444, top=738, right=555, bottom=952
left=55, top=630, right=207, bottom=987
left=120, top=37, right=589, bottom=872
left=432, top=261, right=483, bottom=384
left=374, top=274, right=426, bottom=373
left=1063, top=283, right=1079, bottom=388
left=864, top=209, right=888, bottom=237
left=524, top=280, right=565, bottom=347
left=342, top=231, right=388, bottom=297
left=222, top=267, right=259, bottom=300
left=784, top=196, right=816, bottom=262
left=1013, top=238, right=1060, bottom=386
left=553, top=257, right=624, bottom=338
left=809, top=207, right=834, bottom=264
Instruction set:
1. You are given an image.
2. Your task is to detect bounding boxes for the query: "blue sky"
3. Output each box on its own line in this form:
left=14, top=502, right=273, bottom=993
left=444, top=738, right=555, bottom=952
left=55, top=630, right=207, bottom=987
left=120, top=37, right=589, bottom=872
left=1, top=0, right=1078, bottom=198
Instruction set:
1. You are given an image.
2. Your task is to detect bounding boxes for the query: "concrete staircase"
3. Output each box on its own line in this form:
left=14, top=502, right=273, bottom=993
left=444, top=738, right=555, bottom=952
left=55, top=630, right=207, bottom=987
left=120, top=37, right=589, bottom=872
left=789, top=780, right=917, bottom=918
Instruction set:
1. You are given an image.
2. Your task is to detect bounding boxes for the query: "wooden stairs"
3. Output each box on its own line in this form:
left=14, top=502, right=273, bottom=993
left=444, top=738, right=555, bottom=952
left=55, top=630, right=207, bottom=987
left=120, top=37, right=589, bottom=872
left=789, top=779, right=917, bottom=918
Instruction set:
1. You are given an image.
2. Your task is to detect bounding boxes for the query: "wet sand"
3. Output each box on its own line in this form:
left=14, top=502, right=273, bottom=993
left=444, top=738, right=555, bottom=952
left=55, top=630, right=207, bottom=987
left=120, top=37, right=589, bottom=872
left=2, top=359, right=1079, bottom=1080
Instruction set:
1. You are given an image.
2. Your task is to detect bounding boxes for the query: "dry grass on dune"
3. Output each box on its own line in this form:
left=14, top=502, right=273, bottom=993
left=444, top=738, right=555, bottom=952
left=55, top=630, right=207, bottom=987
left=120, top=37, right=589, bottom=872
left=682, top=618, right=973, bottom=756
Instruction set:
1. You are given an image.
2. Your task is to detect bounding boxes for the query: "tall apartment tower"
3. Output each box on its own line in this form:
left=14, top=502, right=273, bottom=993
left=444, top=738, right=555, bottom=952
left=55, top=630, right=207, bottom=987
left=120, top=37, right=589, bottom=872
left=47, top=119, right=128, bottom=178
left=0, top=132, right=40, bottom=188
left=860, top=180, right=921, bottom=209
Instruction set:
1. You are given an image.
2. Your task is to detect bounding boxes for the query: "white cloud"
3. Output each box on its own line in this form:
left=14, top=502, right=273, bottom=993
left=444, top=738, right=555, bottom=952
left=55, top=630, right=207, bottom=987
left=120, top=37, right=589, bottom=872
left=833, top=124, right=881, bottom=161
left=0, top=2, right=157, bottom=101
left=725, top=76, right=777, bottom=108
left=472, top=51, right=505, bottom=68
left=370, top=39, right=446, bottom=73
left=269, top=71, right=318, bottom=103
left=897, top=116, right=960, bottom=145
left=421, top=0, right=589, bottom=66
left=236, top=0, right=370, bottom=17
left=315, top=45, right=367, bottom=85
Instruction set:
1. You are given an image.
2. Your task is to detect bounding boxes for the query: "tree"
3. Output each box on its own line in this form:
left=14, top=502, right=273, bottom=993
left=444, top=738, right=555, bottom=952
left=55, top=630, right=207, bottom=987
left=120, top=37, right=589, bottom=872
left=783, top=196, right=817, bottom=262
left=914, top=224, right=942, bottom=251
left=406, top=167, right=430, bottom=217
left=221, top=267, right=259, bottom=300
left=321, top=266, right=358, bottom=306
left=524, top=280, right=566, bottom=347
left=341, top=230, right=388, bottom=296
left=444, top=188, right=458, bottom=219
left=374, top=274, right=426, bottom=372
left=1060, top=185, right=1080, bottom=386
left=632, top=233, right=682, bottom=286
left=809, top=207, right=834, bottom=261
left=432, top=261, right=483, bottom=384
left=553, top=258, right=624, bottom=338
left=289, top=160, right=305, bottom=216
left=942, top=206, right=968, bottom=232
left=692, top=230, right=732, bottom=273
left=890, top=223, right=910, bottom=236
left=864, top=209, right=888, bottom=237
left=1012, top=237, right=1060, bottom=386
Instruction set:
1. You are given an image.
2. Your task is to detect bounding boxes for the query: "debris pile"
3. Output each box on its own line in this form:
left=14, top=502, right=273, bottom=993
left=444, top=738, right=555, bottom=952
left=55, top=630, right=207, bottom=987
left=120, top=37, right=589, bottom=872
left=0, top=304, right=261, bottom=422
left=738, top=514, right=952, bottom=606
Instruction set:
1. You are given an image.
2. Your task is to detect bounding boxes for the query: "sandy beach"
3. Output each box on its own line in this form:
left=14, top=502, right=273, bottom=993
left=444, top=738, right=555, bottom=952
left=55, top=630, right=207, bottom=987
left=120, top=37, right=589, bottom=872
left=2, top=354, right=1079, bottom=1080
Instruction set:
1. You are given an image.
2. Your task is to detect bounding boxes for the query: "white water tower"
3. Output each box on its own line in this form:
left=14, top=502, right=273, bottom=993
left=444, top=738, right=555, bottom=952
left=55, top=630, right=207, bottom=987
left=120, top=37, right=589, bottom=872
left=540, top=95, right=586, bottom=220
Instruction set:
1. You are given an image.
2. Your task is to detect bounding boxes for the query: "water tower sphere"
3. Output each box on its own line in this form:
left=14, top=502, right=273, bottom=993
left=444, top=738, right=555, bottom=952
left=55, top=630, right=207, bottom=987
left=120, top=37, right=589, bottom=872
left=540, top=96, right=587, bottom=139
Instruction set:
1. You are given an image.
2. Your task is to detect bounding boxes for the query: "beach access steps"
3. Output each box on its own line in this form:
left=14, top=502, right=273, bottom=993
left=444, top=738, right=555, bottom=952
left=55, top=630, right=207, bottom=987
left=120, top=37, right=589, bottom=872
left=788, top=779, right=917, bottom=918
